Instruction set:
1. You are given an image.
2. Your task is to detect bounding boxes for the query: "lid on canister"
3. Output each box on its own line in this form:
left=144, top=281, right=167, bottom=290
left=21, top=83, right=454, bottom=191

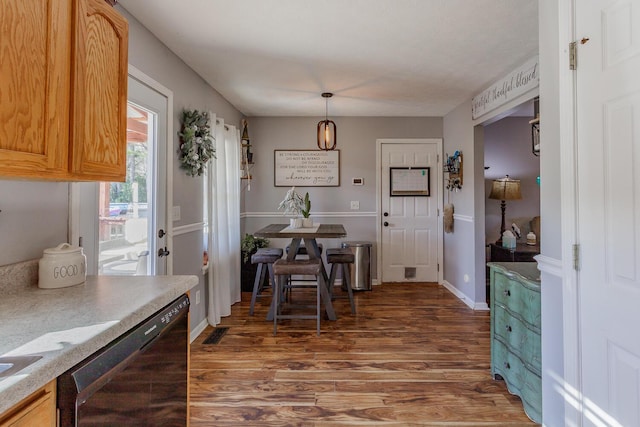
left=43, top=243, right=83, bottom=255
left=341, top=241, right=373, bottom=247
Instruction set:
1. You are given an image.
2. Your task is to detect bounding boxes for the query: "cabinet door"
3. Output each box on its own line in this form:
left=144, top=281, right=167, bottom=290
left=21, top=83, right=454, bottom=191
left=0, top=380, right=56, bottom=427
left=70, top=0, right=128, bottom=181
left=0, top=0, right=71, bottom=179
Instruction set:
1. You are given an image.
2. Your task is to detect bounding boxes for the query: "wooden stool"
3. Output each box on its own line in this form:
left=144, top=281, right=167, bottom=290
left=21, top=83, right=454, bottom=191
left=326, top=248, right=356, bottom=314
left=285, top=244, right=324, bottom=299
left=249, top=248, right=283, bottom=316
left=272, top=259, right=322, bottom=336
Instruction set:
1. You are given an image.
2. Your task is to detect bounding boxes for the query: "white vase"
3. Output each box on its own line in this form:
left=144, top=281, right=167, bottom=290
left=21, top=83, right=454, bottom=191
left=290, top=218, right=303, bottom=228
left=302, top=218, right=313, bottom=228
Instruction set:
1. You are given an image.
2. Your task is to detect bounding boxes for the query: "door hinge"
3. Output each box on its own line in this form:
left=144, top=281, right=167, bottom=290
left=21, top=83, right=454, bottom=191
left=569, top=41, right=577, bottom=70
left=437, top=208, right=440, bottom=217
left=437, top=263, right=440, bottom=272
left=572, top=244, right=580, bottom=271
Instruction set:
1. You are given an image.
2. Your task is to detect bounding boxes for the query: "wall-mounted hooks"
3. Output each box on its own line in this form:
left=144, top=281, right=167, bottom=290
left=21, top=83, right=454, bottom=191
left=444, top=151, right=463, bottom=191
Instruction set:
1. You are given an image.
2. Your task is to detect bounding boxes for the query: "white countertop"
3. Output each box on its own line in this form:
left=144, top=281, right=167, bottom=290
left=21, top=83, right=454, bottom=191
left=0, top=274, right=198, bottom=414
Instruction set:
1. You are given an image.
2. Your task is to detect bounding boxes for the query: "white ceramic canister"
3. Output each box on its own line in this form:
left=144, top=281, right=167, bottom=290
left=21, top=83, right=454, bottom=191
left=38, top=243, right=87, bottom=289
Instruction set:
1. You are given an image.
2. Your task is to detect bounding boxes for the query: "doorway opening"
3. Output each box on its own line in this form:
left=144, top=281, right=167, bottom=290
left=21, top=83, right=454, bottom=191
left=481, top=97, right=541, bottom=302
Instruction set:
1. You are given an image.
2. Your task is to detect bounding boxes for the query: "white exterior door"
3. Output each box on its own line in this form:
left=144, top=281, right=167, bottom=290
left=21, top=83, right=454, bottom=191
left=379, top=140, right=441, bottom=282
left=576, top=1, right=640, bottom=425
left=72, top=68, right=172, bottom=276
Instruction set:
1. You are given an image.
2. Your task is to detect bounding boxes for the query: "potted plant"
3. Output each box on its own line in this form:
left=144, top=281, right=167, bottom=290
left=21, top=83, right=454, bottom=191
left=301, top=192, right=312, bottom=227
left=240, top=233, right=270, bottom=292
left=277, top=186, right=305, bottom=228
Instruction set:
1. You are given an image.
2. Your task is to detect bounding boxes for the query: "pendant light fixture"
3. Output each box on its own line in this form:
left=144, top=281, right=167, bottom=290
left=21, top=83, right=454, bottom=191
left=317, top=92, right=337, bottom=150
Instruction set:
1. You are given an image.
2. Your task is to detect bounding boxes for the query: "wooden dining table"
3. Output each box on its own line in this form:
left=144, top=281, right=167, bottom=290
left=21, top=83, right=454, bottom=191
left=254, top=223, right=347, bottom=321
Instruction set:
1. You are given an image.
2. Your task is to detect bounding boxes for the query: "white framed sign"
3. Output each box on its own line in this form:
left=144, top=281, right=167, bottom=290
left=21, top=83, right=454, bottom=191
left=472, top=56, right=539, bottom=120
left=274, top=150, right=340, bottom=187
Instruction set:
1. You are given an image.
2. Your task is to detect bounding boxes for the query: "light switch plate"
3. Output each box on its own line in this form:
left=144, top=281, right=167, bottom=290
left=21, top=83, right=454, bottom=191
left=172, top=205, right=181, bottom=221
left=350, top=201, right=360, bottom=210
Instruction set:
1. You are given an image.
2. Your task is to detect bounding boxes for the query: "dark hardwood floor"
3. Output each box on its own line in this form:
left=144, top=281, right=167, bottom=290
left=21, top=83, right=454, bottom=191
left=190, top=282, right=538, bottom=426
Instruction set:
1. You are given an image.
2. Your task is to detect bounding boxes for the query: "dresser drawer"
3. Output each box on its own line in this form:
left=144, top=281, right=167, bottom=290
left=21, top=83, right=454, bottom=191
left=492, top=340, right=542, bottom=423
left=493, top=271, right=541, bottom=328
left=494, top=305, right=541, bottom=375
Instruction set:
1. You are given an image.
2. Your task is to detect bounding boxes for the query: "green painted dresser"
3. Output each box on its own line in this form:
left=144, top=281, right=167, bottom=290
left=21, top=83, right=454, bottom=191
left=487, top=262, right=541, bottom=424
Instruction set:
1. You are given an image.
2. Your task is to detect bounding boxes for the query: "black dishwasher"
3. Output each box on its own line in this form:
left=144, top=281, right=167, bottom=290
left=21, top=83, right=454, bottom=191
left=58, top=294, right=190, bottom=426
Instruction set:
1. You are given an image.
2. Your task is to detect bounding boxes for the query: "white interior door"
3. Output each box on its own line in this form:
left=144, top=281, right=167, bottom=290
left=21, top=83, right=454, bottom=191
left=379, top=140, right=441, bottom=282
left=72, top=70, right=170, bottom=276
left=576, top=1, right=640, bottom=425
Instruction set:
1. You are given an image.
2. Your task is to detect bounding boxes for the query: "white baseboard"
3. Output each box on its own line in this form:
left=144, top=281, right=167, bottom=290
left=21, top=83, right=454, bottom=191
left=441, top=280, right=490, bottom=311
left=190, top=318, right=209, bottom=343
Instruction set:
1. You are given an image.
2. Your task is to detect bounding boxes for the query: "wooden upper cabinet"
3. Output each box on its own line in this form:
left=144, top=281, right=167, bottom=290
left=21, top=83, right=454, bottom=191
left=70, top=0, right=128, bottom=181
left=0, top=0, right=72, bottom=179
left=0, top=0, right=128, bottom=181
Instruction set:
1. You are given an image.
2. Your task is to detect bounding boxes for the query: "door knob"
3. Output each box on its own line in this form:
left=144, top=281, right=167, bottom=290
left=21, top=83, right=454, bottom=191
left=383, top=212, right=389, bottom=217
left=383, top=221, right=389, bottom=227
left=158, top=229, right=166, bottom=238
left=158, top=247, right=170, bottom=257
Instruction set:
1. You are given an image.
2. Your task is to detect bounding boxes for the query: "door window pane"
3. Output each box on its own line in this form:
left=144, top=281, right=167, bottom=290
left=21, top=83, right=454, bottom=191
left=98, top=104, right=154, bottom=275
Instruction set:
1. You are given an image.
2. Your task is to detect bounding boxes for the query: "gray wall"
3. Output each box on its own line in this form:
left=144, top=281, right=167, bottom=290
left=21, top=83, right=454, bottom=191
left=241, top=116, right=443, bottom=280
left=484, top=117, right=541, bottom=243
left=119, top=6, right=243, bottom=331
left=0, top=181, right=69, bottom=266
left=442, top=100, right=484, bottom=306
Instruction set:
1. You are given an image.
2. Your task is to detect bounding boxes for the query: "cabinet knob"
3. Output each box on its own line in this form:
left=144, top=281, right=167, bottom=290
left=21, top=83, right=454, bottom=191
left=504, top=362, right=510, bottom=370
left=505, top=325, right=512, bottom=332
left=503, top=289, right=511, bottom=297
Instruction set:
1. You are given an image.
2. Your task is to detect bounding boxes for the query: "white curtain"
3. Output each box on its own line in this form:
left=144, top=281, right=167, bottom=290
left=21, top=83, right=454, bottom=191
left=206, top=114, right=242, bottom=326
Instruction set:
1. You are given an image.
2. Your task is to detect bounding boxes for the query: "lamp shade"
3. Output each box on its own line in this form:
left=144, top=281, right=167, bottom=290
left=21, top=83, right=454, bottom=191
left=317, top=92, right=337, bottom=150
left=489, top=176, right=522, bottom=201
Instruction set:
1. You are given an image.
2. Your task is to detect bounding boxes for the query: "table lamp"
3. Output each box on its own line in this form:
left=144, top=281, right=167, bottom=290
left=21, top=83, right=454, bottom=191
left=489, top=175, right=522, bottom=244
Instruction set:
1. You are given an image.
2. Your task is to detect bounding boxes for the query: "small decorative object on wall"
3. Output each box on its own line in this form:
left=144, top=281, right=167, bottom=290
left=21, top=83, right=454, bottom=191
left=240, top=119, right=253, bottom=187
left=177, top=109, right=216, bottom=177
left=444, top=203, right=454, bottom=233
left=444, top=150, right=463, bottom=191
left=390, top=167, right=430, bottom=196
left=530, top=97, right=540, bottom=156
left=274, top=150, right=340, bottom=187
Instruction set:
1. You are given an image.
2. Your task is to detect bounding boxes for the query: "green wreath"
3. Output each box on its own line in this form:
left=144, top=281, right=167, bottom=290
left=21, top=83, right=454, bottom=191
left=178, top=109, right=216, bottom=177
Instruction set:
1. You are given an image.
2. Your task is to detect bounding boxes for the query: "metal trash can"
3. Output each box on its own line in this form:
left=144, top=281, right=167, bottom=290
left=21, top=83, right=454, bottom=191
left=341, top=241, right=372, bottom=291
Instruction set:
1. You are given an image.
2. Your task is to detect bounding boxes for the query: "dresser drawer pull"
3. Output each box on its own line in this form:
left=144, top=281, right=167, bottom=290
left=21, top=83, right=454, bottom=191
left=505, top=325, right=512, bottom=332
left=504, top=362, right=510, bottom=370
left=503, top=289, right=511, bottom=297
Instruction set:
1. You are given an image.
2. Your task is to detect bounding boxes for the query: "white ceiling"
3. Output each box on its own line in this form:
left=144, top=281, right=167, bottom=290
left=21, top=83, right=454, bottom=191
left=119, top=0, right=538, bottom=117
